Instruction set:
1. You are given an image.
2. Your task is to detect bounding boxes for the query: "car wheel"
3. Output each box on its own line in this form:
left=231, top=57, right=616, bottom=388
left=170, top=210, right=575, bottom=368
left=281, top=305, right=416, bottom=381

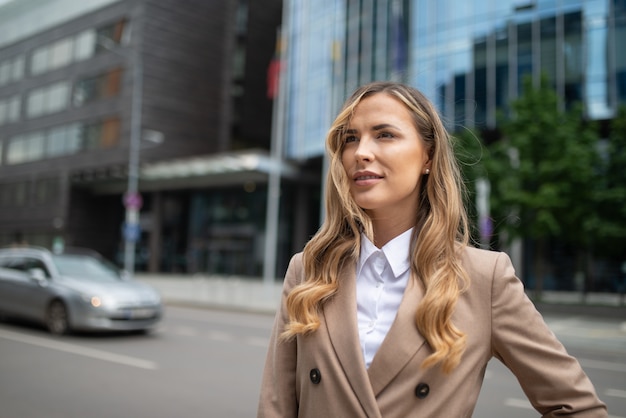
left=46, top=300, right=70, bottom=335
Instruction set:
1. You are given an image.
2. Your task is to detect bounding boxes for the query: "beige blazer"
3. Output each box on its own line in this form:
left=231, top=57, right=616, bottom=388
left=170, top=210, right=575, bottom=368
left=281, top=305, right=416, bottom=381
left=258, top=246, right=607, bottom=417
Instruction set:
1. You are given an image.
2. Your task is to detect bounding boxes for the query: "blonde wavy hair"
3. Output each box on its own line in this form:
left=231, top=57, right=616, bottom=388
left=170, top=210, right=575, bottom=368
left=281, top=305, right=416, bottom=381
left=281, top=81, right=470, bottom=374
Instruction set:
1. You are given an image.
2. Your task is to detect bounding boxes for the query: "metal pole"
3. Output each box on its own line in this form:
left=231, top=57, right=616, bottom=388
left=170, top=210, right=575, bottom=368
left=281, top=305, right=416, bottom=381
left=123, top=13, right=143, bottom=276
left=263, top=24, right=288, bottom=286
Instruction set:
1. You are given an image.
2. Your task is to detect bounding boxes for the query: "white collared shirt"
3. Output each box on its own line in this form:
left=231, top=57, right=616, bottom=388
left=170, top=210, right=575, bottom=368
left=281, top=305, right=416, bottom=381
left=356, top=228, right=412, bottom=369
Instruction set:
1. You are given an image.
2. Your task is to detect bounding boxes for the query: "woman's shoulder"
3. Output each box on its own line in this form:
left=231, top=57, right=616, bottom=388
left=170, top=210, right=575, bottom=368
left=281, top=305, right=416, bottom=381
left=283, top=252, right=305, bottom=285
left=457, top=245, right=514, bottom=276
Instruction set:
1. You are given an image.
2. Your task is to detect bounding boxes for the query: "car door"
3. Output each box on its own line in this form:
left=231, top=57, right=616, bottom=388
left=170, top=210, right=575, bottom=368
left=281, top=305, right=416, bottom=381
left=0, top=256, right=52, bottom=320
left=0, top=264, right=31, bottom=315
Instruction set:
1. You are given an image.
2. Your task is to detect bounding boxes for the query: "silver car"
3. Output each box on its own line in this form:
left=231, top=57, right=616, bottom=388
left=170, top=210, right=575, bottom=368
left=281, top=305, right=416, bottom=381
left=0, top=246, right=163, bottom=335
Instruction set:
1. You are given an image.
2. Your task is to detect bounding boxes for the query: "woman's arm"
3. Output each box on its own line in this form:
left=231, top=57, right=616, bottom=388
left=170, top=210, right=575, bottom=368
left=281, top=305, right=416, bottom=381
left=257, top=253, right=302, bottom=418
left=490, top=252, right=607, bottom=417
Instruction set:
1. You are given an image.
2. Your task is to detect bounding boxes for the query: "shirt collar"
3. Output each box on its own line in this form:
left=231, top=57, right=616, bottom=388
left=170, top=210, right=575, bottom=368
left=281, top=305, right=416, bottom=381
left=358, top=228, right=413, bottom=278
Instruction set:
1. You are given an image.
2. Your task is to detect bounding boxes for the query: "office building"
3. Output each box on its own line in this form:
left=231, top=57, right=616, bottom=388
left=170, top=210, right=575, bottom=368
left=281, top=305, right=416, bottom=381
left=279, top=0, right=624, bottom=286
left=0, top=0, right=298, bottom=276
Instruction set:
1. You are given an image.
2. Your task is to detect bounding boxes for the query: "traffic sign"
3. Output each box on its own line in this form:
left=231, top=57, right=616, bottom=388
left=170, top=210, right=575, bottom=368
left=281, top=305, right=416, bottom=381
left=123, top=192, right=143, bottom=210
left=123, top=222, right=141, bottom=242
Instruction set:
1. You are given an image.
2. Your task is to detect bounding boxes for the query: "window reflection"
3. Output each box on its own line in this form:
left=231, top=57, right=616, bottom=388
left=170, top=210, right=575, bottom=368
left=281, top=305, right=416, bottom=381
left=412, top=3, right=594, bottom=128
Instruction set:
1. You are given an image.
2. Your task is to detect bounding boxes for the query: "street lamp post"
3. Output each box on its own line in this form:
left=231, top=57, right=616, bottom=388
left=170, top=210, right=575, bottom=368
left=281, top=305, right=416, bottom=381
left=122, top=19, right=144, bottom=277
left=98, top=16, right=143, bottom=276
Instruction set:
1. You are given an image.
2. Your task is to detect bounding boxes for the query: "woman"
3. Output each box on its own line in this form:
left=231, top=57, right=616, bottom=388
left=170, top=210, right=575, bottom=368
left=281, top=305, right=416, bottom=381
left=257, top=81, right=606, bottom=417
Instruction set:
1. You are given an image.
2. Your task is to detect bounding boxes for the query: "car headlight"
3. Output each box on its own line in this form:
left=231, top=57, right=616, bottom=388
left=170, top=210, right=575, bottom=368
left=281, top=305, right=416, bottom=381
left=81, top=294, right=106, bottom=308
left=90, top=296, right=103, bottom=307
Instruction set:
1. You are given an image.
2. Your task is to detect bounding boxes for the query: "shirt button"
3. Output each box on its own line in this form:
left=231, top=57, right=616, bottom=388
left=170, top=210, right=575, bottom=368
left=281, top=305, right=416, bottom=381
left=415, top=383, right=430, bottom=399
left=309, top=368, right=321, bottom=384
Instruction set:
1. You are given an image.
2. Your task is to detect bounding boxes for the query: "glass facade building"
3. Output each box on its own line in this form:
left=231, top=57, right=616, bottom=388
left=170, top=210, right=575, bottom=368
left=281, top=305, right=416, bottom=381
left=280, top=0, right=624, bottom=287
left=282, top=0, right=625, bottom=160
left=411, top=0, right=625, bottom=129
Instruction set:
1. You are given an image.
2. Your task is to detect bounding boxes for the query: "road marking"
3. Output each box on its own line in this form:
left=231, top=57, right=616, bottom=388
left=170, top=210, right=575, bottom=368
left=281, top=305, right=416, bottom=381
left=0, top=329, right=157, bottom=370
left=606, top=388, right=626, bottom=398
left=504, top=398, right=533, bottom=409
left=579, top=358, right=626, bottom=373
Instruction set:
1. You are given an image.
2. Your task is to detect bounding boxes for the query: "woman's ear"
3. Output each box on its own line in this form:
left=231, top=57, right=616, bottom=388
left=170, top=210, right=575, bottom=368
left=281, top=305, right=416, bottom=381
left=424, top=159, right=432, bottom=174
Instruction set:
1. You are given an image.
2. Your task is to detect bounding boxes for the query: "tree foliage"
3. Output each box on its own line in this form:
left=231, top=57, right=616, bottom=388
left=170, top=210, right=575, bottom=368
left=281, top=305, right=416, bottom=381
left=590, top=106, right=626, bottom=258
left=452, top=127, right=488, bottom=244
left=485, top=76, right=601, bottom=249
left=452, top=76, right=626, bottom=293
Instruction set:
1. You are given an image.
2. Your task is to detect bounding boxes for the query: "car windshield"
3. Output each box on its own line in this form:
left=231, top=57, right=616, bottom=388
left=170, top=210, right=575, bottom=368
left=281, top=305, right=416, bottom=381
left=52, top=254, right=122, bottom=282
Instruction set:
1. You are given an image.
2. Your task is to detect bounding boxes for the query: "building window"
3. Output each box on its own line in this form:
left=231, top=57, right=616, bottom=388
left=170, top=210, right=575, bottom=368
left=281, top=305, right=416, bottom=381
left=26, top=81, right=70, bottom=118
left=0, top=55, right=25, bottom=87
left=31, top=38, right=73, bottom=75
left=95, top=19, right=127, bottom=53
left=0, top=95, right=21, bottom=126
left=73, top=68, right=123, bottom=106
left=74, top=29, right=96, bottom=61
left=7, top=132, right=45, bottom=164
left=29, top=19, right=127, bottom=76
left=46, top=124, right=81, bottom=157
left=100, top=118, right=120, bottom=148
left=81, top=117, right=120, bottom=150
left=49, top=38, right=73, bottom=70
left=6, top=117, right=120, bottom=165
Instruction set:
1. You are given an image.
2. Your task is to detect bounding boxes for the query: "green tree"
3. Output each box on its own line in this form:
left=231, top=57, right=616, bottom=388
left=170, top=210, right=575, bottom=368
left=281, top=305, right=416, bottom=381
left=486, top=75, right=601, bottom=297
left=591, top=106, right=626, bottom=260
left=452, top=128, right=489, bottom=247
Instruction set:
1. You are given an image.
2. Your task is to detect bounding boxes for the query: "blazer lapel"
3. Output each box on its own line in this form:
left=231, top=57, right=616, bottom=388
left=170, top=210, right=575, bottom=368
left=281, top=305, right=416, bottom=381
left=324, top=260, right=381, bottom=418
left=367, top=276, right=427, bottom=396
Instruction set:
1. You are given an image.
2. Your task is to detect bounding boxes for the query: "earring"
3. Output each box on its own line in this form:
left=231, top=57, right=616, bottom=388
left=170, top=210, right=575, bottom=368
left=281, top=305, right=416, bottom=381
left=425, top=168, right=430, bottom=174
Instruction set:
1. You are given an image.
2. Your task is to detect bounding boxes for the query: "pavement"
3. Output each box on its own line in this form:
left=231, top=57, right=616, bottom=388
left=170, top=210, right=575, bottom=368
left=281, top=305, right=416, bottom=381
left=135, top=272, right=626, bottom=318
left=136, top=273, right=283, bottom=314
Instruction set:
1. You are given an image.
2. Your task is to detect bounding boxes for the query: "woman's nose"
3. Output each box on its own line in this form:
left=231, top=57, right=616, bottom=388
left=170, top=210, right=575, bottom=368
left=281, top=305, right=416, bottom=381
left=354, top=137, right=374, bottom=162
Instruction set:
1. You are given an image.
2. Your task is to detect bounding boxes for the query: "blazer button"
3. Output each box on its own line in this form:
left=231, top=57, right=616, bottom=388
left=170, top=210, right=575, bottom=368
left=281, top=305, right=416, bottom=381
left=309, top=368, right=321, bottom=384
left=415, top=383, right=429, bottom=399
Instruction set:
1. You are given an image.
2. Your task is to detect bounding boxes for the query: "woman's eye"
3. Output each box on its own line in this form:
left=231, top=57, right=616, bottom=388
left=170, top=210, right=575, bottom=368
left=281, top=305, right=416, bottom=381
left=378, top=131, right=394, bottom=139
left=344, top=135, right=358, bottom=143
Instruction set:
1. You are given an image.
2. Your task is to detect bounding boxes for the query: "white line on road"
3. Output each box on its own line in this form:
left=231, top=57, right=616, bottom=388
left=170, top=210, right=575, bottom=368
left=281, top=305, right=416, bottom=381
left=0, top=329, right=157, bottom=370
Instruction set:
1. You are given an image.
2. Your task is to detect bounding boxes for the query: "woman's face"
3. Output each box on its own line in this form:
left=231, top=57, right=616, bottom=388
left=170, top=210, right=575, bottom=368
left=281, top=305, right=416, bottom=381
left=341, top=92, right=431, bottom=223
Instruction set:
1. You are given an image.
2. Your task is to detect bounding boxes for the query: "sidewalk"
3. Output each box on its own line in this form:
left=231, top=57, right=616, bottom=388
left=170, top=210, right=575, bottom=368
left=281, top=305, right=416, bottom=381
left=136, top=273, right=626, bottom=317
left=136, top=273, right=283, bottom=314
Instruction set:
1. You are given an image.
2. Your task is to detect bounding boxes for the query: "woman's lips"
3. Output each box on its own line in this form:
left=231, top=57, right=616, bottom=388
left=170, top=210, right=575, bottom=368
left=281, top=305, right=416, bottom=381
left=353, top=171, right=383, bottom=185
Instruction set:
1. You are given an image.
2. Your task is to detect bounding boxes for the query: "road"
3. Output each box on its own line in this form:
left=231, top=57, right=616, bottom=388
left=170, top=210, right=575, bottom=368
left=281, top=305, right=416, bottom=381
left=0, top=306, right=624, bottom=417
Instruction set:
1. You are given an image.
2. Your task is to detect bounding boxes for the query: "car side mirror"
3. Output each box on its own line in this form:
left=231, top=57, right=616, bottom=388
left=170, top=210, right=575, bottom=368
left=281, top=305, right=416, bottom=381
left=28, top=268, right=48, bottom=285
